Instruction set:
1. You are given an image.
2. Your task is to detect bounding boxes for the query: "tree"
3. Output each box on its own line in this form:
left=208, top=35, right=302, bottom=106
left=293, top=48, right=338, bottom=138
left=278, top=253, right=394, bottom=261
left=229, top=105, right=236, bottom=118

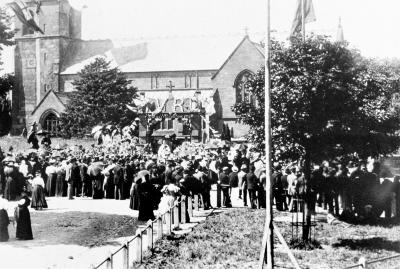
left=0, top=7, right=15, bottom=67
left=0, top=74, right=14, bottom=135
left=233, top=35, right=400, bottom=241
left=60, top=58, right=138, bottom=137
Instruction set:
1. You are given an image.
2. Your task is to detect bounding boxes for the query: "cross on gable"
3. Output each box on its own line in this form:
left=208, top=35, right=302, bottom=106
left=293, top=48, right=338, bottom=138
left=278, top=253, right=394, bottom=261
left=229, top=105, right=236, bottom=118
left=166, top=80, right=175, bottom=92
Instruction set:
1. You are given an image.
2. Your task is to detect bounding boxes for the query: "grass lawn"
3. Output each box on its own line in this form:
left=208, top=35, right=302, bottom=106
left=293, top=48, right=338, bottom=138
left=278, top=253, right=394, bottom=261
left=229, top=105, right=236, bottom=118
left=136, top=208, right=400, bottom=269
left=0, top=136, right=95, bottom=153
left=8, top=211, right=139, bottom=248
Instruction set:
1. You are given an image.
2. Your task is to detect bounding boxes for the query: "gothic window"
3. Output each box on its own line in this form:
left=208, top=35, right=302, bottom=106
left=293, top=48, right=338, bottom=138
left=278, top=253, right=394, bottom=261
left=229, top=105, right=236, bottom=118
left=185, top=73, right=193, bottom=88
left=234, top=70, right=254, bottom=105
left=44, top=84, right=52, bottom=92
left=151, top=74, right=159, bottom=89
left=42, top=112, right=60, bottom=136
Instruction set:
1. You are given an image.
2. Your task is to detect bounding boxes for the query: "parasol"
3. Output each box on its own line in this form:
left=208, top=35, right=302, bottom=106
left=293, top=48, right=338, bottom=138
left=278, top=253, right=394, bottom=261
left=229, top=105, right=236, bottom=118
left=91, top=126, right=103, bottom=135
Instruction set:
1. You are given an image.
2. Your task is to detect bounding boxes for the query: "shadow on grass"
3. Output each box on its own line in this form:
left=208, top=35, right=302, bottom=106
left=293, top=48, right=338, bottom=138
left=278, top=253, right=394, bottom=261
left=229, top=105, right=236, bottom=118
left=332, top=237, right=400, bottom=253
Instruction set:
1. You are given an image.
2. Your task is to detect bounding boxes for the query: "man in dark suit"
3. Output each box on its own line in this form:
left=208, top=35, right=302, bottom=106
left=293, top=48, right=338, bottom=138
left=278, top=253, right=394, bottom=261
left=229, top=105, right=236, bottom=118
left=69, top=157, right=81, bottom=199
left=113, top=159, right=124, bottom=200
left=246, top=165, right=258, bottom=209
left=219, top=167, right=232, bottom=208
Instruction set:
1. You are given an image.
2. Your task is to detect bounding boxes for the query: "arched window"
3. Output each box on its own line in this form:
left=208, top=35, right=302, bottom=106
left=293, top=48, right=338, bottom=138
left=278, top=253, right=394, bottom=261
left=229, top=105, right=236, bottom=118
left=234, top=70, right=254, bottom=105
left=42, top=112, right=60, bottom=136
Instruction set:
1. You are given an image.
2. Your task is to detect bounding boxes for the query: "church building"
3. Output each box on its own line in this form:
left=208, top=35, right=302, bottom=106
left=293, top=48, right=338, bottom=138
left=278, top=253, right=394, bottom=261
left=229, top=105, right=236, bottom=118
left=12, top=0, right=265, bottom=141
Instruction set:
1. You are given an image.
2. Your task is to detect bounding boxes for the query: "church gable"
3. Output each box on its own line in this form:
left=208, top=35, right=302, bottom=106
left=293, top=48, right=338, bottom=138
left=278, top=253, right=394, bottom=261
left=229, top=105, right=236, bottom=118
left=211, top=36, right=264, bottom=119
left=30, top=90, right=66, bottom=125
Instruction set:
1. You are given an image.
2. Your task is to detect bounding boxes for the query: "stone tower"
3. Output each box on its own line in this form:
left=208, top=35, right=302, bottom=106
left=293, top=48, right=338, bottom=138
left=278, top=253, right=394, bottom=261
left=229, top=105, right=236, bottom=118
left=12, top=0, right=81, bottom=133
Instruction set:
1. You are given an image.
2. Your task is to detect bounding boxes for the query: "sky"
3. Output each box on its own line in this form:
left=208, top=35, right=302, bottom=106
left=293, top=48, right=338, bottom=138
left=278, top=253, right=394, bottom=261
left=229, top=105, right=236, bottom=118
left=1, top=0, right=400, bottom=73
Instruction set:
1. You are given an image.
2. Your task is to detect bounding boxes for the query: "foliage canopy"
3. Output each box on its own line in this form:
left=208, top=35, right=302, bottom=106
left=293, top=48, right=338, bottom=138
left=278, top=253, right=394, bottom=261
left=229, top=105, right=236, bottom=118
left=233, top=35, right=400, bottom=163
left=60, top=58, right=138, bottom=137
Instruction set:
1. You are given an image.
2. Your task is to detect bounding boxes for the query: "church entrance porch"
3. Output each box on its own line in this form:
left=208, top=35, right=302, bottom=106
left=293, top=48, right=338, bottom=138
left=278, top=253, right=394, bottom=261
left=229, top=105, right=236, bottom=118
left=40, top=111, right=61, bottom=136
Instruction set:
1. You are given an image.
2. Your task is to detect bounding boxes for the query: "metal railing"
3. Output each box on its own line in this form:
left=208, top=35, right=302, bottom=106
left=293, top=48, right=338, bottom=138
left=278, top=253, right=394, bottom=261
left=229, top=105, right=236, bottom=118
left=344, top=254, right=400, bottom=269
left=90, top=194, right=199, bottom=269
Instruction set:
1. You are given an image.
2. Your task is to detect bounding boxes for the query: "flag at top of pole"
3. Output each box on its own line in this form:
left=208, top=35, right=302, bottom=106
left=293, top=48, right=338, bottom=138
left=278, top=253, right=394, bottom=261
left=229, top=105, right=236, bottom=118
left=290, top=0, right=316, bottom=38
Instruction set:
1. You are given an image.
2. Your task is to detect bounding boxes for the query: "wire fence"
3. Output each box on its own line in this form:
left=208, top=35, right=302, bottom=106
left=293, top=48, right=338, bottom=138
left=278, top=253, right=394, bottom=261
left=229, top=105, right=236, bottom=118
left=90, top=194, right=200, bottom=269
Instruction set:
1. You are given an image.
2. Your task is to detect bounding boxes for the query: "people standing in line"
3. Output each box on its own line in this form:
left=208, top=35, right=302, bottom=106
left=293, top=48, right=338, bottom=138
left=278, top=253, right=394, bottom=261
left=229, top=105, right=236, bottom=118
left=31, top=171, right=48, bottom=210
left=15, top=192, right=33, bottom=240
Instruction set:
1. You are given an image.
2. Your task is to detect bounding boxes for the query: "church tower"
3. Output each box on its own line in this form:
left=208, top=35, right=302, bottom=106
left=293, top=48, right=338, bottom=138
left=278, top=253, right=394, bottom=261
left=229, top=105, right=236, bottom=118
left=12, top=0, right=81, bottom=133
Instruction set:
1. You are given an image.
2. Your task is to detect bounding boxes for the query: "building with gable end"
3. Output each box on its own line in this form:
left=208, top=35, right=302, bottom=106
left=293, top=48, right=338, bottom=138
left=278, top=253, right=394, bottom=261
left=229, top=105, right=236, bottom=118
left=12, top=0, right=265, bottom=142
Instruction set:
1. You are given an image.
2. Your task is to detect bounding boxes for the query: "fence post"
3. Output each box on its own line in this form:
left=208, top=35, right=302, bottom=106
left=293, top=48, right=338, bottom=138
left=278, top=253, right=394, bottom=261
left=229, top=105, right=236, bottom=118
left=194, top=194, right=199, bottom=211
left=165, top=209, right=172, bottom=235
left=135, top=230, right=142, bottom=263
left=173, top=202, right=180, bottom=229
left=122, top=241, right=129, bottom=269
left=106, top=251, right=113, bottom=269
left=188, top=195, right=193, bottom=217
left=181, top=196, right=187, bottom=223
left=358, top=257, right=366, bottom=268
left=157, top=215, right=163, bottom=240
left=392, top=193, right=396, bottom=218
left=147, top=220, right=153, bottom=250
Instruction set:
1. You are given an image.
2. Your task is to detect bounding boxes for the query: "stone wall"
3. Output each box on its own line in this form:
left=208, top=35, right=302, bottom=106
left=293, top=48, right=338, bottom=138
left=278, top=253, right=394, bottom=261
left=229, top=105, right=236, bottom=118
left=211, top=37, right=264, bottom=137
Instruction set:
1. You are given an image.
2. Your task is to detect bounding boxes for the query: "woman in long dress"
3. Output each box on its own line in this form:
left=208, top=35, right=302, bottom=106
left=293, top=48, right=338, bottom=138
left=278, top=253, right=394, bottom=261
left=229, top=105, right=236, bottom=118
left=3, top=158, right=17, bottom=201
left=0, top=198, right=10, bottom=242
left=15, top=193, right=33, bottom=240
left=129, top=176, right=140, bottom=210
left=31, top=172, right=48, bottom=210
left=137, top=172, right=156, bottom=221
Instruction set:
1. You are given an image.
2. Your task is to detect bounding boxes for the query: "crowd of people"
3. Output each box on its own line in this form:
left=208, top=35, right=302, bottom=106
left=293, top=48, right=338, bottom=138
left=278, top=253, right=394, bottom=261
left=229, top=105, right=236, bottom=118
left=0, top=138, right=269, bottom=241
left=272, top=158, right=400, bottom=222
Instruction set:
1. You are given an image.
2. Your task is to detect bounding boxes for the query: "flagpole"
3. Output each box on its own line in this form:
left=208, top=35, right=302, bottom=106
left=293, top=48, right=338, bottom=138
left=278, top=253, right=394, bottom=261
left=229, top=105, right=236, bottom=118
left=301, top=0, right=305, bottom=41
left=259, top=0, right=273, bottom=267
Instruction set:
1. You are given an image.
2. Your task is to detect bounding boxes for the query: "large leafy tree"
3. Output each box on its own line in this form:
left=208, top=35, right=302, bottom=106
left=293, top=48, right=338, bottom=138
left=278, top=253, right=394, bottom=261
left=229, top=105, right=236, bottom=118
left=233, top=36, right=400, bottom=163
left=60, top=58, right=138, bottom=137
left=0, top=74, right=14, bottom=135
left=0, top=8, right=16, bottom=135
left=233, top=35, right=400, bottom=241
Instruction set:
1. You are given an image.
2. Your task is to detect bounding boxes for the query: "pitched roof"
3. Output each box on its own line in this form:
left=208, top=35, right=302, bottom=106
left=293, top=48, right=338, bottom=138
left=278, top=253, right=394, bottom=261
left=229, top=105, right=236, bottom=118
left=61, top=35, right=245, bottom=75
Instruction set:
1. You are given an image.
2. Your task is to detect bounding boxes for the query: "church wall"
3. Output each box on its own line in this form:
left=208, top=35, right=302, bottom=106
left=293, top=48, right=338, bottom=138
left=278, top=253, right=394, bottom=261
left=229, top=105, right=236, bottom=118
left=125, top=70, right=214, bottom=91
left=11, top=0, right=80, bottom=134
left=13, top=40, right=37, bottom=132
left=30, top=92, right=66, bottom=126
left=211, top=38, right=264, bottom=137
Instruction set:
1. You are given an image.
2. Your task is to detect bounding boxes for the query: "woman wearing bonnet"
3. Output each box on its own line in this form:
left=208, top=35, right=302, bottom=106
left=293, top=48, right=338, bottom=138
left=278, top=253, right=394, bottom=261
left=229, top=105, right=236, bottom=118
left=31, top=171, right=48, bottom=210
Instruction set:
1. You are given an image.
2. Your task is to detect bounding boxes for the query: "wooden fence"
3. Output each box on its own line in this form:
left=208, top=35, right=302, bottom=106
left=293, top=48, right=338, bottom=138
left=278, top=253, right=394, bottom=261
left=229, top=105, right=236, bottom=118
left=90, top=194, right=200, bottom=269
